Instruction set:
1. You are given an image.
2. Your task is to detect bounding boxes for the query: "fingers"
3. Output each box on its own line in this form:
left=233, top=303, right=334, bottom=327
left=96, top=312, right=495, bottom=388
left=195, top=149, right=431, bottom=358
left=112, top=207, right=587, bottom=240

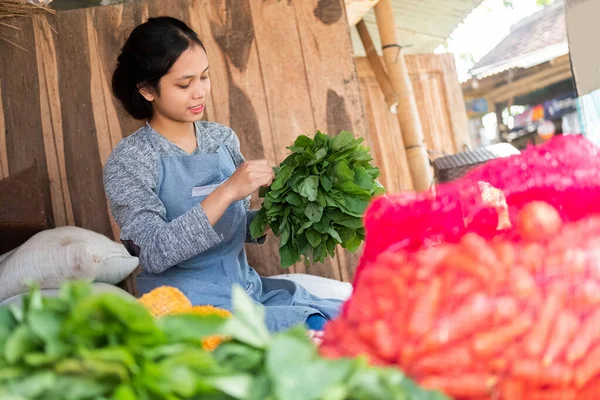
left=245, top=159, right=270, bottom=167
left=255, top=175, right=273, bottom=188
left=249, top=171, right=274, bottom=186
left=243, top=161, right=273, bottom=176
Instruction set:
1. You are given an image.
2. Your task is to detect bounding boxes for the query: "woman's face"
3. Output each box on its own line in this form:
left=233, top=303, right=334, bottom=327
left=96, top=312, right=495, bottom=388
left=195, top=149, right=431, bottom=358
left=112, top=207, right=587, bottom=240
left=141, top=44, right=211, bottom=123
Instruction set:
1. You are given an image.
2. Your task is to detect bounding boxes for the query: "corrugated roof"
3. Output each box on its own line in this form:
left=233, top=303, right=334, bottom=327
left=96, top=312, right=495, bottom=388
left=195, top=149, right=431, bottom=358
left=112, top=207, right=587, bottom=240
left=469, top=0, right=568, bottom=77
left=349, top=0, right=484, bottom=56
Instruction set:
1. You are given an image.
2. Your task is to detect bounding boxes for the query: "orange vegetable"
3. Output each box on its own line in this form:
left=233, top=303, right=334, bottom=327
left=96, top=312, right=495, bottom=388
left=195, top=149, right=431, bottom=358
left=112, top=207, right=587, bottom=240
left=512, top=359, right=572, bottom=386
left=543, top=310, right=579, bottom=366
left=320, top=201, right=600, bottom=399
left=424, top=293, right=493, bottom=350
left=473, top=315, right=532, bottom=357
left=509, top=267, right=537, bottom=299
left=411, top=345, right=472, bottom=375
left=574, top=343, right=600, bottom=388
left=442, top=251, right=490, bottom=283
left=420, top=374, right=497, bottom=398
left=461, top=232, right=500, bottom=269
left=138, top=287, right=231, bottom=351
left=516, top=201, right=562, bottom=242
left=499, top=379, right=525, bottom=400
left=409, top=277, right=442, bottom=338
left=528, top=389, right=578, bottom=400
left=566, top=308, right=600, bottom=364
left=523, top=290, right=563, bottom=357
left=138, top=286, right=192, bottom=317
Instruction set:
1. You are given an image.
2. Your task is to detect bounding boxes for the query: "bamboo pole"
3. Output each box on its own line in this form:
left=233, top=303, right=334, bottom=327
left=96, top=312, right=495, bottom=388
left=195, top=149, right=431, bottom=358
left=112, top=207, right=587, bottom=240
left=356, top=19, right=398, bottom=113
left=373, top=0, right=432, bottom=191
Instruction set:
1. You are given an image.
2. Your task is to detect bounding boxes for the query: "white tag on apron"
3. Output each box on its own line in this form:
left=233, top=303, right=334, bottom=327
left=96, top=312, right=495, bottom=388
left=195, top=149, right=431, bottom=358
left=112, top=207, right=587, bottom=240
left=191, top=179, right=228, bottom=197
left=192, top=184, right=220, bottom=197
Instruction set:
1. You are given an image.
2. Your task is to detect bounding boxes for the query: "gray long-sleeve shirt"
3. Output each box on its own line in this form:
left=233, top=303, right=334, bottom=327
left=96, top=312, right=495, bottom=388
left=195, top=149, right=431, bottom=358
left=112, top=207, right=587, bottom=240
left=103, top=121, right=262, bottom=274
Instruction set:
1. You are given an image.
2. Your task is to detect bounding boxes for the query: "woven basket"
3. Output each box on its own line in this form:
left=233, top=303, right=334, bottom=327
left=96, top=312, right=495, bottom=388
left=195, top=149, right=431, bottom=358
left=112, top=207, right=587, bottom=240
left=432, top=142, right=520, bottom=183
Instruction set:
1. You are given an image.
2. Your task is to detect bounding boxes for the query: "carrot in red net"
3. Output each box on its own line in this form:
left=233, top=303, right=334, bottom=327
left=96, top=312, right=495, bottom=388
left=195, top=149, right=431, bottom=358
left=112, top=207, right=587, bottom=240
left=508, top=267, right=537, bottom=299
left=578, top=379, right=600, bottom=400
left=516, top=201, right=563, bottom=242
left=527, top=389, right=578, bottom=400
left=409, top=277, right=442, bottom=338
left=442, top=250, right=491, bottom=283
left=473, top=314, right=533, bottom=357
left=543, top=310, right=579, bottom=366
left=411, top=344, right=472, bottom=375
left=420, top=374, right=497, bottom=398
left=511, top=359, right=573, bottom=386
left=523, top=290, right=563, bottom=357
left=574, top=343, right=600, bottom=388
left=499, top=379, right=525, bottom=400
left=566, top=308, right=600, bottom=364
left=423, top=293, right=493, bottom=351
left=492, top=240, right=516, bottom=270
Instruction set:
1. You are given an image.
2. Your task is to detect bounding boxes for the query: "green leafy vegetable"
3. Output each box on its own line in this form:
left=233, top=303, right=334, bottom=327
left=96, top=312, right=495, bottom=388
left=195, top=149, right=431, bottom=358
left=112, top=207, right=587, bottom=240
left=0, top=281, right=448, bottom=400
left=250, top=131, right=385, bottom=268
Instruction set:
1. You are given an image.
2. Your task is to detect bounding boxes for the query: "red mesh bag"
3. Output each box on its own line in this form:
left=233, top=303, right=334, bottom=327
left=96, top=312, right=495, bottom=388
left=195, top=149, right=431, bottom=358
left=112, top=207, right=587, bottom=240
left=321, top=136, right=600, bottom=399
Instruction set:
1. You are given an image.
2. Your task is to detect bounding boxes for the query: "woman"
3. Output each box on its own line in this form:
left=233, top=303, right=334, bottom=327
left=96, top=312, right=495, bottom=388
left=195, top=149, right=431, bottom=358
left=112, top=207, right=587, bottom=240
left=104, top=16, right=342, bottom=332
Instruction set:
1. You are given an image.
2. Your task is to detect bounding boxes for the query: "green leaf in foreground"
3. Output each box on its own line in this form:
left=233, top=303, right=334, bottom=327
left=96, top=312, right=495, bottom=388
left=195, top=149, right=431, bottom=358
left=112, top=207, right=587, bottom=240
left=222, top=286, right=270, bottom=349
left=0, top=281, right=447, bottom=400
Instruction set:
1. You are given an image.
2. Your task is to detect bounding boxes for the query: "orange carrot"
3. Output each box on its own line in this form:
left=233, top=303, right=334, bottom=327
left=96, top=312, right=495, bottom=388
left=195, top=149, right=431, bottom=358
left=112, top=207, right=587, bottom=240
left=409, top=277, right=442, bottom=338
left=461, top=232, right=500, bottom=269
left=523, top=290, right=563, bottom=357
left=345, top=287, right=375, bottom=324
left=566, top=308, right=600, bottom=364
left=543, top=310, right=579, bottom=366
left=450, top=277, right=480, bottom=298
left=499, top=379, right=525, bottom=400
left=420, top=374, right=497, bottom=398
left=414, top=245, right=449, bottom=273
left=493, top=296, right=519, bottom=322
left=511, top=359, right=573, bottom=386
left=570, top=280, right=600, bottom=316
left=372, top=320, right=397, bottom=361
left=424, top=293, right=493, bottom=350
left=473, top=315, right=532, bottom=357
left=574, top=343, right=600, bottom=388
left=493, top=240, right=516, bottom=269
left=509, top=267, right=537, bottom=299
left=488, top=356, right=509, bottom=374
left=411, top=344, right=472, bottom=375
left=520, top=243, right=546, bottom=273
left=399, top=343, right=417, bottom=366
left=442, top=250, right=491, bottom=283
left=527, top=389, right=578, bottom=400
left=579, top=379, right=600, bottom=400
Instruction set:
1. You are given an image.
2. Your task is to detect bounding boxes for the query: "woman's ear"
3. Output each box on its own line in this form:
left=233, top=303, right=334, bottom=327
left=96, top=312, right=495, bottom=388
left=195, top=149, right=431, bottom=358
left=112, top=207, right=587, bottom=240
left=138, top=84, right=155, bottom=102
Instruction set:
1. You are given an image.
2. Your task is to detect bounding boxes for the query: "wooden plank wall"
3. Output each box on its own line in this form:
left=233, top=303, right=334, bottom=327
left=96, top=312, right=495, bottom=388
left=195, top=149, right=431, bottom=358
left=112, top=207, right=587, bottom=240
left=355, top=54, right=471, bottom=193
left=0, top=0, right=368, bottom=282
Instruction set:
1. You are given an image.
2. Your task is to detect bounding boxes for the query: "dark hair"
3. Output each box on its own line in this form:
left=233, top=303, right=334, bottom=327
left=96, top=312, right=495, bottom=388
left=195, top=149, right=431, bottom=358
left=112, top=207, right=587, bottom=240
left=112, top=17, right=205, bottom=120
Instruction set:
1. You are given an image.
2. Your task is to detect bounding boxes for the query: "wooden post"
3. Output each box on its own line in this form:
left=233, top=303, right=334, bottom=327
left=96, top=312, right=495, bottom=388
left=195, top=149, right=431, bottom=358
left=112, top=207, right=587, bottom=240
left=374, top=0, right=432, bottom=191
left=356, top=19, right=398, bottom=113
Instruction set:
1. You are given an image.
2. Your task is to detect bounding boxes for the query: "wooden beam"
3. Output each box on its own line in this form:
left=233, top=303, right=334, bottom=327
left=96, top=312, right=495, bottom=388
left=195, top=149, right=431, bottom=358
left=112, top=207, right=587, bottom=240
left=374, top=0, right=432, bottom=191
left=356, top=19, right=398, bottom=112
left=487, top=65, right=573, bottom=103
left=463, top=55, right=572, bottom=99
left=345, top=0, right=379, bottom=26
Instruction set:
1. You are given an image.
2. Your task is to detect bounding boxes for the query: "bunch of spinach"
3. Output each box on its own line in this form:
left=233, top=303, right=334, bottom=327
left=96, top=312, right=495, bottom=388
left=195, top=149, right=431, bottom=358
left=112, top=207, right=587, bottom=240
left=250, top=131, right=385, bottom=268
left=0, top=282, right=447, bottom=400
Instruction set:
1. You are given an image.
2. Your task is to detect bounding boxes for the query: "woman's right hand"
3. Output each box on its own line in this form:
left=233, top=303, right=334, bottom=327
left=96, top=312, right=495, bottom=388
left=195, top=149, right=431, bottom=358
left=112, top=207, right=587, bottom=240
left=222, top=160, right=275, bottom=202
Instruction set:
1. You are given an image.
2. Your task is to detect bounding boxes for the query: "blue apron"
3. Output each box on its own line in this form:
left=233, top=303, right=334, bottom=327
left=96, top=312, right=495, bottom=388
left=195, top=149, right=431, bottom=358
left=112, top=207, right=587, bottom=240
left=137, top=130, right=342, bottom=332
